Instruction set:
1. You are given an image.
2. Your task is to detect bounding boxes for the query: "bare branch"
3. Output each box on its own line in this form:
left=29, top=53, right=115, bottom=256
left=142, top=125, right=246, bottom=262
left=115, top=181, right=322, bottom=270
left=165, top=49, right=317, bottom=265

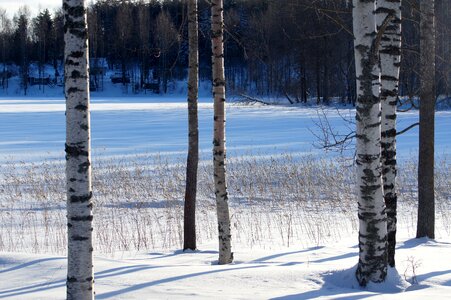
left=397, top=122, right=419, bottom=136
left=283, top=90, right=295, bottom=104
left=310, top=107, right=356, bottom=153
left=237, top=94, right=271, bottom=105
left=397, top=97, right=419, bottom=112
left=371, top=14, right=395, bottom=59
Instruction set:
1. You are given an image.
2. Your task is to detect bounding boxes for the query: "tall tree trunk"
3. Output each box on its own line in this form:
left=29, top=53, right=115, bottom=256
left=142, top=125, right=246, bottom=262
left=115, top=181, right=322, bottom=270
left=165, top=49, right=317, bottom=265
left=211, top=0, right=233, bottom=265
left=316, top=56, right=321, bottom=104
left=63, top=0, right=94, bottom=298
left=322, top=38, right=330, bottom=105
left=417, top=0, right=435, bottom=239
left=184, top=0, right=199, bottom=251
left=323, top=62, right=329, bottom=105
left=19, top=20, right=28, bottom=96
left=352, top=0, right=388, bottom=286
left=376, top=0, right=401, bottom=268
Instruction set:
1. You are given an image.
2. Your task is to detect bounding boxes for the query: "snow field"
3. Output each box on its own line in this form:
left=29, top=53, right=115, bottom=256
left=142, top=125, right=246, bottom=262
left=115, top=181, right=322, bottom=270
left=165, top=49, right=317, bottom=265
left=0, top=236, right=450, bottom=299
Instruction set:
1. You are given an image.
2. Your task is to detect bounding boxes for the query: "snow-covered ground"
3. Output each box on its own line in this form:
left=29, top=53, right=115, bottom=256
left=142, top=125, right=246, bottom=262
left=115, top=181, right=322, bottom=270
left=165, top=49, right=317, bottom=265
left=1, top=236, right=450, bottom=299
left=0, top=95, right=450, bottom=299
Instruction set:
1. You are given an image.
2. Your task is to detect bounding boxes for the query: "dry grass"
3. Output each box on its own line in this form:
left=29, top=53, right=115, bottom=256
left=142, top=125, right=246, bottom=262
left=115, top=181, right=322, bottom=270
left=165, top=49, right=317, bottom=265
left=0, top=153, right=449, bottom=255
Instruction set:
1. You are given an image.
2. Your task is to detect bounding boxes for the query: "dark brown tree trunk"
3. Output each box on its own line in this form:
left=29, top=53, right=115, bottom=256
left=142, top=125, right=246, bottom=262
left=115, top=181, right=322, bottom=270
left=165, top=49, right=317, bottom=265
left=316, top=56, right=321, bottom=104
left=323, top=62, right=329, bottom=105
left=184, top=0, right=199, bottom=251
left=417, top=0, right=436, bottom=239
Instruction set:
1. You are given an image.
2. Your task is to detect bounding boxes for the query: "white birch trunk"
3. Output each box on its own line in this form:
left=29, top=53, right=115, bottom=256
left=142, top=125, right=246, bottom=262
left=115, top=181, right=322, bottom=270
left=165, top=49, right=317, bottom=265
left=376, top=0, right=401, bottom=268
left=353, top=0, right=388, bottom=286
left=211, top=0, right=233, bottom=264
left=64, top=0, right=93, bottom=298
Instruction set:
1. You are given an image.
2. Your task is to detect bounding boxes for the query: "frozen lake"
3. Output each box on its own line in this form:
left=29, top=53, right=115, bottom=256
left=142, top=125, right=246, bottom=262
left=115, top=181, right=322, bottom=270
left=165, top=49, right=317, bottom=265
left=0, top=97, right=449, bottom=163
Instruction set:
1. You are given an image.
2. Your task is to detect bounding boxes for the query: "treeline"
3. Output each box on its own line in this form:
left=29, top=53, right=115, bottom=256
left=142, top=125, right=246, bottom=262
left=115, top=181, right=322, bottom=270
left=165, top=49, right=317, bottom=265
left=0, top=0, right=450, bottom=101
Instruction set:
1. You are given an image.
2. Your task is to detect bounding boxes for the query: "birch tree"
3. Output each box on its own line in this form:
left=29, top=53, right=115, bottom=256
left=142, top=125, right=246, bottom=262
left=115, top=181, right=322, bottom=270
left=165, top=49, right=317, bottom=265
left=64, top=0, right=94, bottom=298
left=352, top=0, right=388, bottom=286
left=184, top=0, right=199, bottom=251
left=417, top=0, right=435, bottom=239
left=211, top=0, right=233, bottom=264
left=376, top=0, right=401, bottom=268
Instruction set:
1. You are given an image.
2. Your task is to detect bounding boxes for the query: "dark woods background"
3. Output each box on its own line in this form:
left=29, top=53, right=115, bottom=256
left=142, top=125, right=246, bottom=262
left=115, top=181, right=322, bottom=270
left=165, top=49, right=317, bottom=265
left=0, top=0, right=450, bottom=102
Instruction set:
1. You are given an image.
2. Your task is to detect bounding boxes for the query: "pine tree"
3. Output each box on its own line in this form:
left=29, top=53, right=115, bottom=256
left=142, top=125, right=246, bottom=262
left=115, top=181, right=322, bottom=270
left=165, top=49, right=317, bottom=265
left=63, top=0, right=94, bottom=298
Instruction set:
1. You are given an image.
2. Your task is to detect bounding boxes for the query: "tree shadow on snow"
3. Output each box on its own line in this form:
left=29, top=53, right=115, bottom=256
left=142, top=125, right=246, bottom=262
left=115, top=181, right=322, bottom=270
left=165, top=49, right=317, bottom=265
left=271, top=265, right=408, bottom=300
left=96, top=265, right=266, bottom=299
left=310, top=252, right=356, bottom=264
left=272, top=290, right=373, bottom=300
left=397, top=237, right=451, bottom=250
left=127, top=249, right=219, bottom=261
left=251, top=246, right=324, bottom=264
left=276, top=251, right=357, bottom=267
left=402, top=269, right=451, bottom=292
left=0, top=257, right=64, bottom=274
left=103, top=199, right=183, bottom=209
left=270, top=268, right=370, bottom=300
left=417, top=269, right=451, bottom=286
left=0, top=264, right=163, bottom=298
left=241, top=246, right=358, bottom=269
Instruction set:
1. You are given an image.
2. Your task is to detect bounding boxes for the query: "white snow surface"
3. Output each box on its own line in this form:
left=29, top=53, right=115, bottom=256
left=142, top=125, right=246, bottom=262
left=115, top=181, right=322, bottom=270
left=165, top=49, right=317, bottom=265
left=0, top=96, right=450, bottom=163
left=1, top=237, right=450, bottom=299
left=0, top=95, right=450, bottom=299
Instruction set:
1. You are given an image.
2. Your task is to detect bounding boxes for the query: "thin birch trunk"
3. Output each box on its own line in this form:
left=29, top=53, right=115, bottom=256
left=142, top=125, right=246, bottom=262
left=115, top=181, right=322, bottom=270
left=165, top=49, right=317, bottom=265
left=184, top=0, right=199, bottom=251
left=352, top=0, right=388, bottom=286
left=211, top=0, right=233, bottom=264
left=417, top=0, right=435, bottom=239
left=376, top=0, right=401, bottom=268
left=64, top=0, right=93, bottom=298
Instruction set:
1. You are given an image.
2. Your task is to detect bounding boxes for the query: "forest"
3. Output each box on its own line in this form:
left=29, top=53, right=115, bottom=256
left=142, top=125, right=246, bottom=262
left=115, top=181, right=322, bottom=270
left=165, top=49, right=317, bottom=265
left=0, top=0, right=450, bottom=100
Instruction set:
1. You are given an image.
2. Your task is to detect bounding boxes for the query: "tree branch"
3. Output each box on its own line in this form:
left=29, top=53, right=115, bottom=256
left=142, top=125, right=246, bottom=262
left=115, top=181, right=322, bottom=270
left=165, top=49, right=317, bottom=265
left=371, top=14, right=395, bottom=59
left=311, top=107, right=356, bottom=153
left=396, top=122, right=419, bottom=136
left=238, top=94, right=271, bottom=105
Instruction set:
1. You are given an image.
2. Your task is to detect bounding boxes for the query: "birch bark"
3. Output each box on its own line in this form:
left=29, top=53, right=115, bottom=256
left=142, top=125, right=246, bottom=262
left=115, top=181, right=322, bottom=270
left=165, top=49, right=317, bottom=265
left=376, top=0, right=401, bottom=268
left=352, top=0, right=388, bottom=286
left=64, top=0, right=93, bottom=298
left=211, top=0, right=233, bottom=264
left=417, top=0, right=435, bottom=239
left=184, top=0, right=199, bottom=251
